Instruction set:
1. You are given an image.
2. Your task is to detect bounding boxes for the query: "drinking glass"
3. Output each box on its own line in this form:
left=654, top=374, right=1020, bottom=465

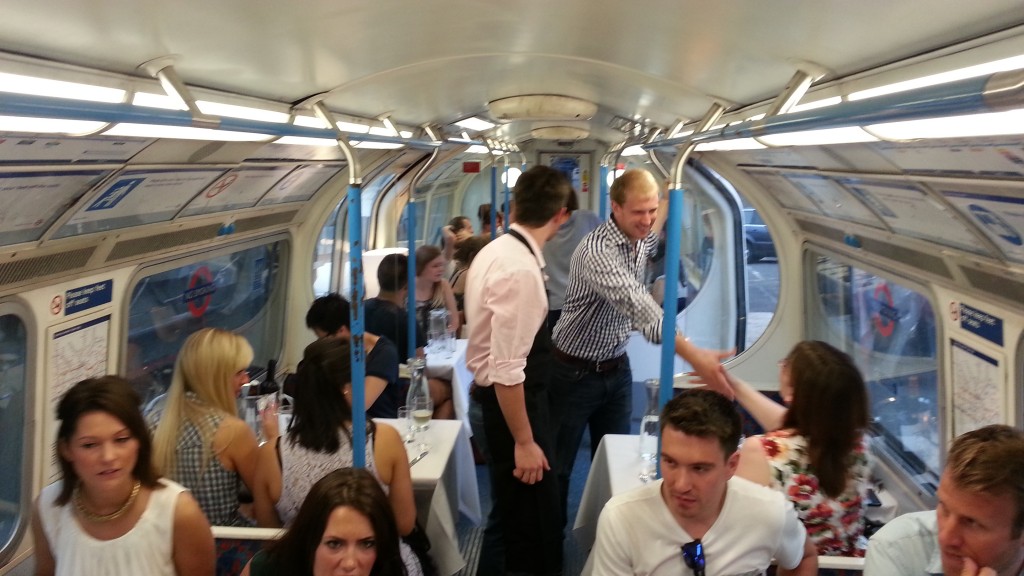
left=397, top=406, right=416, bottom=444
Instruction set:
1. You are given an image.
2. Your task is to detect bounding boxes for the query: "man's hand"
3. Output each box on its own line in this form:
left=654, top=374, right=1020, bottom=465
left=512, top=440, right=550, bottom=485
left=685, top=346, right=734, bottom=398
left=688, top=365, right=738, bottom=401
left=960, top=558, right=997, bottom=576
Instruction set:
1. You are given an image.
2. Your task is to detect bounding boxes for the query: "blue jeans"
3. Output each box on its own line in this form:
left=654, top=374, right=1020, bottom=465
left=549, top=355, right=632, bottom=529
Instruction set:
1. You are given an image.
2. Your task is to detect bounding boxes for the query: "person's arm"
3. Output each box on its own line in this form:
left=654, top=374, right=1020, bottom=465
left=239, top=561, right=252, bottom=576
left=440, top=279, right=460, bottom=331
left=673, top=334, right=733, bottom=398
left=691, top=367, right=787, bottom=432
left=777, top=537, right=818, bottom=576
left=31, top=500, right=55, bottom=576
left=219, top=417, right=260, bottom=495
left=252, top=440, right=283, bottom=528
left=363, top=335, right=395, bottom=410
left=172, top=491, right=216, bottom=576
left=494, top=383, right=549, bottom=484
left=441, top=225, right=457, bottom=261
left=373, top=423, right=417, bottom=535
left=734, top=436, right=773, bottom=487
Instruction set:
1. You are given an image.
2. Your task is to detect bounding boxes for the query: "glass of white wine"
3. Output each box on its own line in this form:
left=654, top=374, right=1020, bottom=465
left=410, top=396, right=433, bottom=433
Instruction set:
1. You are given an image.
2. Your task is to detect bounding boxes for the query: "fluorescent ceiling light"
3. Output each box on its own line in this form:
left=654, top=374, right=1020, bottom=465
left=103, top=123, right=272, bottom=141
left=0, top=115, right=107, bottom=134
left=744, top=113, right=767, bottom=122
left=788, top=96, right=842, bottom=113
left=465, top=145, right=490, bottom=154
left=133, top=91, right=187, bottom=110
left=293, top=115, right=328, bottom=128
left=621, top=145, right=647, bottom=156
left=454, top=117, right=496, bottom=131
left=275, top=136, right=338, bottom=147
left=369, top=126, right=398, bottom=136
left=0, top=72, right=126, bottom=103
left=351, top=140, right=404, bottom=149
left=337, top=121, right=371, bottom=134
left=850, top=54, right=1024, bottom=101
left=461, top=131, right=471, bottom=141
left=196, top=100, right=289, bottom=123
left=694, top=138, right=765, bottom=151
left=867, top=109, right=1024, bottom=140
left=400, top=130, right=413, bottom=138
left=757, top=127, right=877, bottom=146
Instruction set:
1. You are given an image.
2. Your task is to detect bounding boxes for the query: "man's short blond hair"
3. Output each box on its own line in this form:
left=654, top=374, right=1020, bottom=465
left=609, top=169, right=659, bottom=205
left=946, top=425, right=1024, bottom=537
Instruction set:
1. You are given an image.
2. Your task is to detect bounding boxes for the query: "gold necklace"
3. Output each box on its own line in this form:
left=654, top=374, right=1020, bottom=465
left=73, top=479, right=141, bottom=523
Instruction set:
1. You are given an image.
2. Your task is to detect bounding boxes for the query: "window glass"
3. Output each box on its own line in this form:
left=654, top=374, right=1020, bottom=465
left=0, top=313, right=27, bottom=560
left=313, top=201, right=343, bottom=297
left=810, top=254, right=940, bottom=486
left=125, top=241, right=286, bottom=406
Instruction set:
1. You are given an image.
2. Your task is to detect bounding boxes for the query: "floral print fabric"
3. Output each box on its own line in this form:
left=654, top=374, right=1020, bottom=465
left=760, top=429, right=869, bottom=556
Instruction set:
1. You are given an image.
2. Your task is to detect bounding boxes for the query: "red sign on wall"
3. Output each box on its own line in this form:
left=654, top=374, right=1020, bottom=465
left=463, top=161, right=481, bottom=173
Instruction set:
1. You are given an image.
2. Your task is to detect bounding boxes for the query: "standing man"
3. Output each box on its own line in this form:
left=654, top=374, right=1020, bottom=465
left=465, top=165, right=571, bottom=576
left=590, top=389, right=817, bottom=575
left=542, top=188, right=601, bottom=332
left=551, top=168, right=731, bottom=523
left=865, top=424, right=1024, bottom=576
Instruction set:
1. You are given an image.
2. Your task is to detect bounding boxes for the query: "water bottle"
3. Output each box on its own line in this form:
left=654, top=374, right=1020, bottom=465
left=639, top=378, right=660, bottom=461
left=427, top=309, right=448, bottom=355
left=405, top=357, right=433, bottom=431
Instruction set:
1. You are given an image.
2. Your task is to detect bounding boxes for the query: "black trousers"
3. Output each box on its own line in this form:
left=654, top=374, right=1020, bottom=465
left=477, top=382, right=563, bottom=576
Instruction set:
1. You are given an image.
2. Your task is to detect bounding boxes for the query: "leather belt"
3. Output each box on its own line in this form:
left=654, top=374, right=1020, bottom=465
left=552, top=347, right=626, bottom=373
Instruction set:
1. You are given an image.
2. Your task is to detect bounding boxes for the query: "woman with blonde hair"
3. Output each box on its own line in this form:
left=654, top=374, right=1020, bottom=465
left=151, top=327, right=268, bottom=526
left=414, top=245, right=457, bottom=419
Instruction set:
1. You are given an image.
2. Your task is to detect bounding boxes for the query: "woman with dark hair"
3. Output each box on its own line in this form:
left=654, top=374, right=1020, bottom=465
left=449, top=235, right=489, bottom=326
left=242, top=468, right=406, bottom=576
left=705, top=340, right=871, bottom=556
left=441, top=215, right=473, bottom=264
left=32, top=376, right=214, bottom=575
left=252, top=337, right=425, bottom=575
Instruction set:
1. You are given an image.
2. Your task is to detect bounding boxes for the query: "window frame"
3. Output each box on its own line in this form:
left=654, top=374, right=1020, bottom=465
left=0, top=300, right=35, bottom=566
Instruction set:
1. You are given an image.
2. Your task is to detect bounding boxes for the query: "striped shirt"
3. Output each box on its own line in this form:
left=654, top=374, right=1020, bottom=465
left=551, top=217, right=662, bottom=361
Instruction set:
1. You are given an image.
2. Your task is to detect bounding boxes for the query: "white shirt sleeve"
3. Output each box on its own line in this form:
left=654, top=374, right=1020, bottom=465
left=589, top=504, right=637, bottom=576
left=774, top=502, right=809, bottom=569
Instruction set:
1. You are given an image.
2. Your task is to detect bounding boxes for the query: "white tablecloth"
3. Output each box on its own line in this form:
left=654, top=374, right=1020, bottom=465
left=425, top=338, right=474, bottom=435
left=573, top=434, right=647, bottom=555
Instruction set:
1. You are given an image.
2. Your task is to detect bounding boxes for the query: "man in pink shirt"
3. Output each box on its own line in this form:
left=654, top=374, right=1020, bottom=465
left=465, top=165, right=571, bottom=576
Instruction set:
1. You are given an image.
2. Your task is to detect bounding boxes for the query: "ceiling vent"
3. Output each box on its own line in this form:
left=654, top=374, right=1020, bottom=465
left=487, top=95, right=597, bottom=121
left=530, top=126, right=590, bottom=140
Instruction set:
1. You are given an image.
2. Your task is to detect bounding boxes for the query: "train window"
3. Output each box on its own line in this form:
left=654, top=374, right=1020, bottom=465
left=809, top=254, right=940, bottom=485
left=314, top=201, right=343, bottom=296
left=0, top=313, right=27, bottom=562
left=124, top=240, right=287, bottom=407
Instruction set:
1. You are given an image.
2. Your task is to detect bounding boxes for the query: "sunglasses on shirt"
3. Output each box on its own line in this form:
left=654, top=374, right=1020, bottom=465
left=681, top=539, right=705, bottom=576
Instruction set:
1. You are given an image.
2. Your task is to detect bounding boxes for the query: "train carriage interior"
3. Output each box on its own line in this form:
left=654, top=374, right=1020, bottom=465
left=2, top=1, right=1024, bottom=573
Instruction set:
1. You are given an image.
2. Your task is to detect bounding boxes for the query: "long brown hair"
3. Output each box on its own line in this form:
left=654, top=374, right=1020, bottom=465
left=781, top=341, right=869, bottom=498
left=54, top=376, right=161, bottom=505
left=265, top=468, right=406, bottom=576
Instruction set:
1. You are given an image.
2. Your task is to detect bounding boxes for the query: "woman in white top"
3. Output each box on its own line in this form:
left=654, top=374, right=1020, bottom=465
left=32, top=376, right=214, bottom=576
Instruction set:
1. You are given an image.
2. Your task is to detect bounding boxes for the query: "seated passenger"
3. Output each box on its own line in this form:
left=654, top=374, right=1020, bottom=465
left=590, top=389, right=817, bottom=576
left=151, top=328, right=266, bottom=526
left=242, top=467, right=406, bottom=576
left=721, top=341, right=871, bottom=556
left=251, top=337, right=425, bottom=576
left=306, top=293, right=400, bottom=419
left=33, top=376, right=214, bottom=576
left=364, top=253, right=425, bottom=364
left=448, top=235, right=489, bottom=330
left=414, top=244, right=460, bottom=336
left=865, top=425, right=1024, bottom=576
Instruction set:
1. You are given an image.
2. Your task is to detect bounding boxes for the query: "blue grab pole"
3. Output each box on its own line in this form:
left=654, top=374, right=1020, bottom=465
left=347, top=183, right=367, bottom=468
left=599, top=164, right=610, bottom=220
left=406, top=199, right=418, bottom=359
left=490, top=165, right=499, bottom=239
left=659, top=187, right=684, bottom=411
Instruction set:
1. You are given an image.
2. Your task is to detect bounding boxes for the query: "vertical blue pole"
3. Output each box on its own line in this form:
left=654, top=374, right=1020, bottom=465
left=659, top=187, right=684, bottom=410
left=406, top=198, right=417, bottom=359
left=347, top=183, right=367, bottom=468
left=490, top=164, right=499, bottom=239
left=503, top=163, right=511, bottom=226
left=599, top=164, right=610, bottom=220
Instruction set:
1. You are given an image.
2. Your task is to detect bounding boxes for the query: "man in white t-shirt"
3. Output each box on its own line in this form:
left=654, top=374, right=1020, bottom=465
left=590, top=389, right=817, bottom=576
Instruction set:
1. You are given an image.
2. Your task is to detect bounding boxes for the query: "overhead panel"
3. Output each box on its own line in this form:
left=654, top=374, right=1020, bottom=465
left=180, top=165, right=293, bottom=217
left=256, top=164, right=341, bottom=206
left=0, top=134, right=150, bottom=164
left=726, top=147, right=848, bottom=170
left=53, top=167, right=226, bottom=238
left=940, top=183, right=1024, bottom=264
left=742, top=170, right=823, bottom=215
left=783, top=173, right=883, bottom=228
left=0, top=169, right=109, bottom=246
left=869, top=138, right=1024, bottom=177
left=838, top=178, right=988, bottom=254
